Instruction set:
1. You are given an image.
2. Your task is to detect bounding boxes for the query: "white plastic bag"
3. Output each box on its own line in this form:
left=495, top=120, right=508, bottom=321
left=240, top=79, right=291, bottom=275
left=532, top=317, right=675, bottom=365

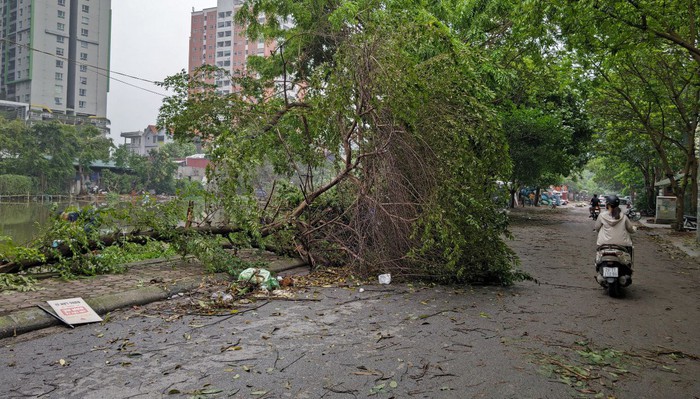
left=378, top=273, right=391, bottom=285
left=238, top=268, right=271, bottom=284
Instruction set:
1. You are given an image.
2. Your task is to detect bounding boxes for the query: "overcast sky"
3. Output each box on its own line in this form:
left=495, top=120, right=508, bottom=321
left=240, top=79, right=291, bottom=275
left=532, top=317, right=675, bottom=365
left=107, top=0, right=217, bottom=145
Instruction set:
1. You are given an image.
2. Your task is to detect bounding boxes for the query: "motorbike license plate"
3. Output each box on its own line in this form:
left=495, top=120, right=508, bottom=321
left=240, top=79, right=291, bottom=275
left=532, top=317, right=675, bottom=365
left=602, top=267, right=618, bottom=278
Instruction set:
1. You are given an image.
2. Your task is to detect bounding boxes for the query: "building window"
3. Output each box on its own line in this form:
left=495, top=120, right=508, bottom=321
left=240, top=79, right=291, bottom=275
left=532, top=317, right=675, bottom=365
left=56, top=36, right=64, bottom=43
left=58, top=0, right=65, bottom=5
left=81, top=41, right=88, bottom=48
left=82, top=16, right=89, bottom=24
left=79, top=101, right=86, bottom=108
left=80, top=77, right=87, bottom=85
left=80, top=52, right=88, bottom=61
left=55, top=85, right=63, bottom=94
left=56, top=60, right=63, bottom=68
left=79, top=88, right=86, bottom=96
left=55, top=97, right=63, bottom=105
left=57, top=10, right=65, bottom=18
left=82, top=5, right=89, bottom=12
left=56, top=47, right=64, bottom=56
left=55, top=72, right=63, bottom=81
left=80, top=65, right=87, bottom=72
left=57, top=22, right=65, bottom=31
left=81, top=28, right=88, bottom=36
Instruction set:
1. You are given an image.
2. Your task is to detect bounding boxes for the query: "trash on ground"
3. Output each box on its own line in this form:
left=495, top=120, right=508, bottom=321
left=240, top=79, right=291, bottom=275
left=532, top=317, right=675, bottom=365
left=378, top=273, right=391, bottom=285
left=211, top=291, right=234, bottom=303
left=45, top=297, right=103, bottom=326
left=238, top=268, right=280, bottom=290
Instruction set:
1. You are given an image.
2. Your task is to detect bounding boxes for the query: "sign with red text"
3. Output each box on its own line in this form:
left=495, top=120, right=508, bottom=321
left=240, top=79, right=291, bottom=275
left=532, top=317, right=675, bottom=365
left=46, top=297, right=103, bottom=325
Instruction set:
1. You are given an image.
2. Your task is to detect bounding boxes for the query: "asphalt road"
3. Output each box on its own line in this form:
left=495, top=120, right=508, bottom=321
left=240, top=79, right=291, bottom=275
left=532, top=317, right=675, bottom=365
left=1, top=206, right=699, bottom=399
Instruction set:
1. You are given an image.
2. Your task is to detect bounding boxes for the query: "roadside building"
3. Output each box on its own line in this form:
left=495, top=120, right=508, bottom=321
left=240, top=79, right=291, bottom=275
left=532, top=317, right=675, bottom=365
left=189, top=0, right=291, bottom=95
left=176, top=154, right=210, bottom=183
left=120, top=125, right=173, bottom=156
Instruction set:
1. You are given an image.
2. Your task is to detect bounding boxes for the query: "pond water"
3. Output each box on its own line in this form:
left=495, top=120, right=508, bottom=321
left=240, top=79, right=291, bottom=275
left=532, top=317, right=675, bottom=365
left=0, top=202, right=78, bottom=245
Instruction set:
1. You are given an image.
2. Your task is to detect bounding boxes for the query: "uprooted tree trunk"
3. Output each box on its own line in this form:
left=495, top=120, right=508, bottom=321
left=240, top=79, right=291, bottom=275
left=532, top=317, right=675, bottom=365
left=0, top=226, right=245, bottom=274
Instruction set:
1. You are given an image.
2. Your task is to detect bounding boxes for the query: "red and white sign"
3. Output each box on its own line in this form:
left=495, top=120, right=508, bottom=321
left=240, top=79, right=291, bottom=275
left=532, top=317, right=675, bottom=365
left=46, top=297, right=103, bottom=325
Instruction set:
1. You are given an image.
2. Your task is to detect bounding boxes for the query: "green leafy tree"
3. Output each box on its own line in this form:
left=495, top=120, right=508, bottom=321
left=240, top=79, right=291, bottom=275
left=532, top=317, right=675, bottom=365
left=505, top=107, right=574, bottom=204
left=158, top=0, right=524, bottom=284
left=19, top=123, right=78, bottom=194
left=74, top=125, right=113, bottom=194
left=107, top=145, right=179, bottom=195
left=0, top=117, right=30, bottom=176
left=161, top=141, right=197, bottom=159
left=538, top=0, right=699, bottom=229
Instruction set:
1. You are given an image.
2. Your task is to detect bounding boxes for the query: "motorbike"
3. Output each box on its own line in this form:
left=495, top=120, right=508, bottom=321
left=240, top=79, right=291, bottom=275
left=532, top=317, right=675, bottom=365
left=625, top=207, right=642, bottom=222
left=595, top=244, right=633, bottom=297
left=590, top=206, right=601, bottom=220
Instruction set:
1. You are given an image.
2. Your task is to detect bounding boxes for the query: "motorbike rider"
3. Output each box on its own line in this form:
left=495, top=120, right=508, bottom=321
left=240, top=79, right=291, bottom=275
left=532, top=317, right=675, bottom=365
left=594, top=195, right=635, bottom=257
left=589, top=194, right=601, bottom=218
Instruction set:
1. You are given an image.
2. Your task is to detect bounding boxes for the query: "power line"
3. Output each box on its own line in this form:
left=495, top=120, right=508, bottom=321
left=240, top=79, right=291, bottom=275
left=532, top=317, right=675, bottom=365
left=0, top=37, right=168, bottom=97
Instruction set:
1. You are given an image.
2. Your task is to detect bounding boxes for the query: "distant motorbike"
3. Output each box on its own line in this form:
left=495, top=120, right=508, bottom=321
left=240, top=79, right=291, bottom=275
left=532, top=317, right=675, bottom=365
left=595, top=244, right=633, bottom=297
left=625, top=207, right=642, bottom=222
left=590, top=206, right=601, bottom=220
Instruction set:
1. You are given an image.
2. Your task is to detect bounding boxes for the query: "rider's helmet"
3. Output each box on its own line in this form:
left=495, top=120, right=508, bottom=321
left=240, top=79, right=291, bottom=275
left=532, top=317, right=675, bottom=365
left=606, top=195, right=620, bottom=208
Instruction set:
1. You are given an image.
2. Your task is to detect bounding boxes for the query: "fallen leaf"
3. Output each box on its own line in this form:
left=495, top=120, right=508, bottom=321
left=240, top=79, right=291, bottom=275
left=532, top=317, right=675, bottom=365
left=58, top=359, right=67, bottom=366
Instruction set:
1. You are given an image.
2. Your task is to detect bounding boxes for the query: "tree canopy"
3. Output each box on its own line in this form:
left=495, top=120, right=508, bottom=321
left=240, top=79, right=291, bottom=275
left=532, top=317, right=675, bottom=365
left=158, top=0, right=530, bottom=283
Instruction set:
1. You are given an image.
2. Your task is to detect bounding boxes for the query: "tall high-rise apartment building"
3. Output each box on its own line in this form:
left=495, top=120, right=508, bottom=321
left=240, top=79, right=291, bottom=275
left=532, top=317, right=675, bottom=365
left=0, top=0, right=111, bottom=131
left=189, top=0, right=277, bottom=95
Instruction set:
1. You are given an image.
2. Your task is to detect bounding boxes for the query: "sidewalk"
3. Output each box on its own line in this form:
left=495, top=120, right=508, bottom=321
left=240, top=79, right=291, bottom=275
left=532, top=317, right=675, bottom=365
left=0, top=254, right=307, bottom=338
left=638, top=217, right=700, bottom=258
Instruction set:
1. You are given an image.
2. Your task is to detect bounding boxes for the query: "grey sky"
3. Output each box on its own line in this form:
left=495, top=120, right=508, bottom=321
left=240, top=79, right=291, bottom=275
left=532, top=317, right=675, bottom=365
left=107, top=0, right=217, bottom=145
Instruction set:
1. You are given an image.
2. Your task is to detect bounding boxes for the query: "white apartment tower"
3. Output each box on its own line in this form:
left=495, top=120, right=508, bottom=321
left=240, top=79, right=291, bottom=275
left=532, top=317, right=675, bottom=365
left=0, top=0, right=111, bottom=131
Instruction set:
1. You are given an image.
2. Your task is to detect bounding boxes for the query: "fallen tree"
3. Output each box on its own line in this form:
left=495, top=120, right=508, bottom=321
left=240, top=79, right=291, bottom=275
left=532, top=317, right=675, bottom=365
left=0, top=225, right=244, bottom=274
left=154, top=1, right=524, bottom=285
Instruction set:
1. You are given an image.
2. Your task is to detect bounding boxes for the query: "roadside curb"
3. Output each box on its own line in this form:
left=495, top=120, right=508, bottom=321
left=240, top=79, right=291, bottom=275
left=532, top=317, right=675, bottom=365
left=0, top=276, right=204, bottom=339
left=0, top=257, right=308, bottom=339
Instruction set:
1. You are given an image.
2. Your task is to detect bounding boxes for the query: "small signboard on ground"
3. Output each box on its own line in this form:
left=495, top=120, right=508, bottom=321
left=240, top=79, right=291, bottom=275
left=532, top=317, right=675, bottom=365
left=46, top=297, right=103, bottom=325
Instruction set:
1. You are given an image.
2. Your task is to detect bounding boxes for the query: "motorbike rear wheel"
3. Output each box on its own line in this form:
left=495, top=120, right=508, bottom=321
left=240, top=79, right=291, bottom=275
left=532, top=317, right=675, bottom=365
left=607, top=281, right=620, bottom=298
